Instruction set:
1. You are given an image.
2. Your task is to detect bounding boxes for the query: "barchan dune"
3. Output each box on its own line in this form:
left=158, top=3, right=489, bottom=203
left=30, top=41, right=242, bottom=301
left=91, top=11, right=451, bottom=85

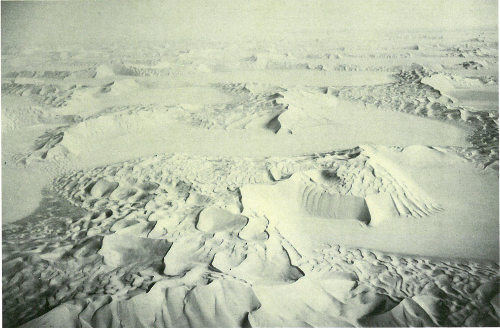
left=2, top=0, right=499, bottom=327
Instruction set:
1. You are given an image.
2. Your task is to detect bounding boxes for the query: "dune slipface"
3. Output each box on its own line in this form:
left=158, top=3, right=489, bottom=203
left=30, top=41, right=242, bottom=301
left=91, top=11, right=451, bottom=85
left=2, top=1, right=499, bottom=327
left=298, top=184, right=371, bottom=223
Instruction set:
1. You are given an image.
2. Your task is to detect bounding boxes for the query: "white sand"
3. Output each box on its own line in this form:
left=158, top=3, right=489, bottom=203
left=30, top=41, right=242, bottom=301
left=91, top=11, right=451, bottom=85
left=244, top=146, right=498, bottom=260
left=2, top=1, right=499, bottom=327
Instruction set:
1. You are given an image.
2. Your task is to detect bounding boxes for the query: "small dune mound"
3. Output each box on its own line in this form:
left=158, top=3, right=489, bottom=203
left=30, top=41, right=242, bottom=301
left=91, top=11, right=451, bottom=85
left=63, top=235, right=103, bottom=260
left=109, top=217, right=140, bottom=232
left=93, top=64, right=115, bottom=79
left=238, top=215, right=269, bottom=241
left=98, top=234, right=172, bottom=267
left=196, top=207, right=248, bottom=233
left=89, top=179, right=119, bottom=198
left=114, top=221, right=155, bottom=237
left=218, top=234, right=304, bottom=285
left=106, top=79, right=141, bottom=95
left=163, top=235, right=209, bottom=276
left=271, top=89, right=339, bottom=134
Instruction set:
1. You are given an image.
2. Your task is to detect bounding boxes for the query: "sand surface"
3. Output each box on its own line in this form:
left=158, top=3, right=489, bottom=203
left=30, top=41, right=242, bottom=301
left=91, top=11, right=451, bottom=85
left=2, top=1, right=499, bottom=327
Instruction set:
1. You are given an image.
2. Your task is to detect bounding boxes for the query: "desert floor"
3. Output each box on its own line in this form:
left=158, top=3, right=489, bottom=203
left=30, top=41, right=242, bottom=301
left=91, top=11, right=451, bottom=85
left=2, top=3, right=499, bottom=327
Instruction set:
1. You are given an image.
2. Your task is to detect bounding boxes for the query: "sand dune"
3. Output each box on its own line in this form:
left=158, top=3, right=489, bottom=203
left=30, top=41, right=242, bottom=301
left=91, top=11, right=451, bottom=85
left=2, top=3, right=498, bottom=327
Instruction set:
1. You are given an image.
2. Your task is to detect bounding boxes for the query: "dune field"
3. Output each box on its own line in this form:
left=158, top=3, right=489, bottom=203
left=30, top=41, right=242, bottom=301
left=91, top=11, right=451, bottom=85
left=2, top=1, right=499, bottom=327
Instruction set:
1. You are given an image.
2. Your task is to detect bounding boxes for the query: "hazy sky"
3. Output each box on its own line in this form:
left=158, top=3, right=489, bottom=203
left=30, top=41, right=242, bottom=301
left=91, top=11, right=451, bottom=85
left=2, top=0, right=498, bottom=46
